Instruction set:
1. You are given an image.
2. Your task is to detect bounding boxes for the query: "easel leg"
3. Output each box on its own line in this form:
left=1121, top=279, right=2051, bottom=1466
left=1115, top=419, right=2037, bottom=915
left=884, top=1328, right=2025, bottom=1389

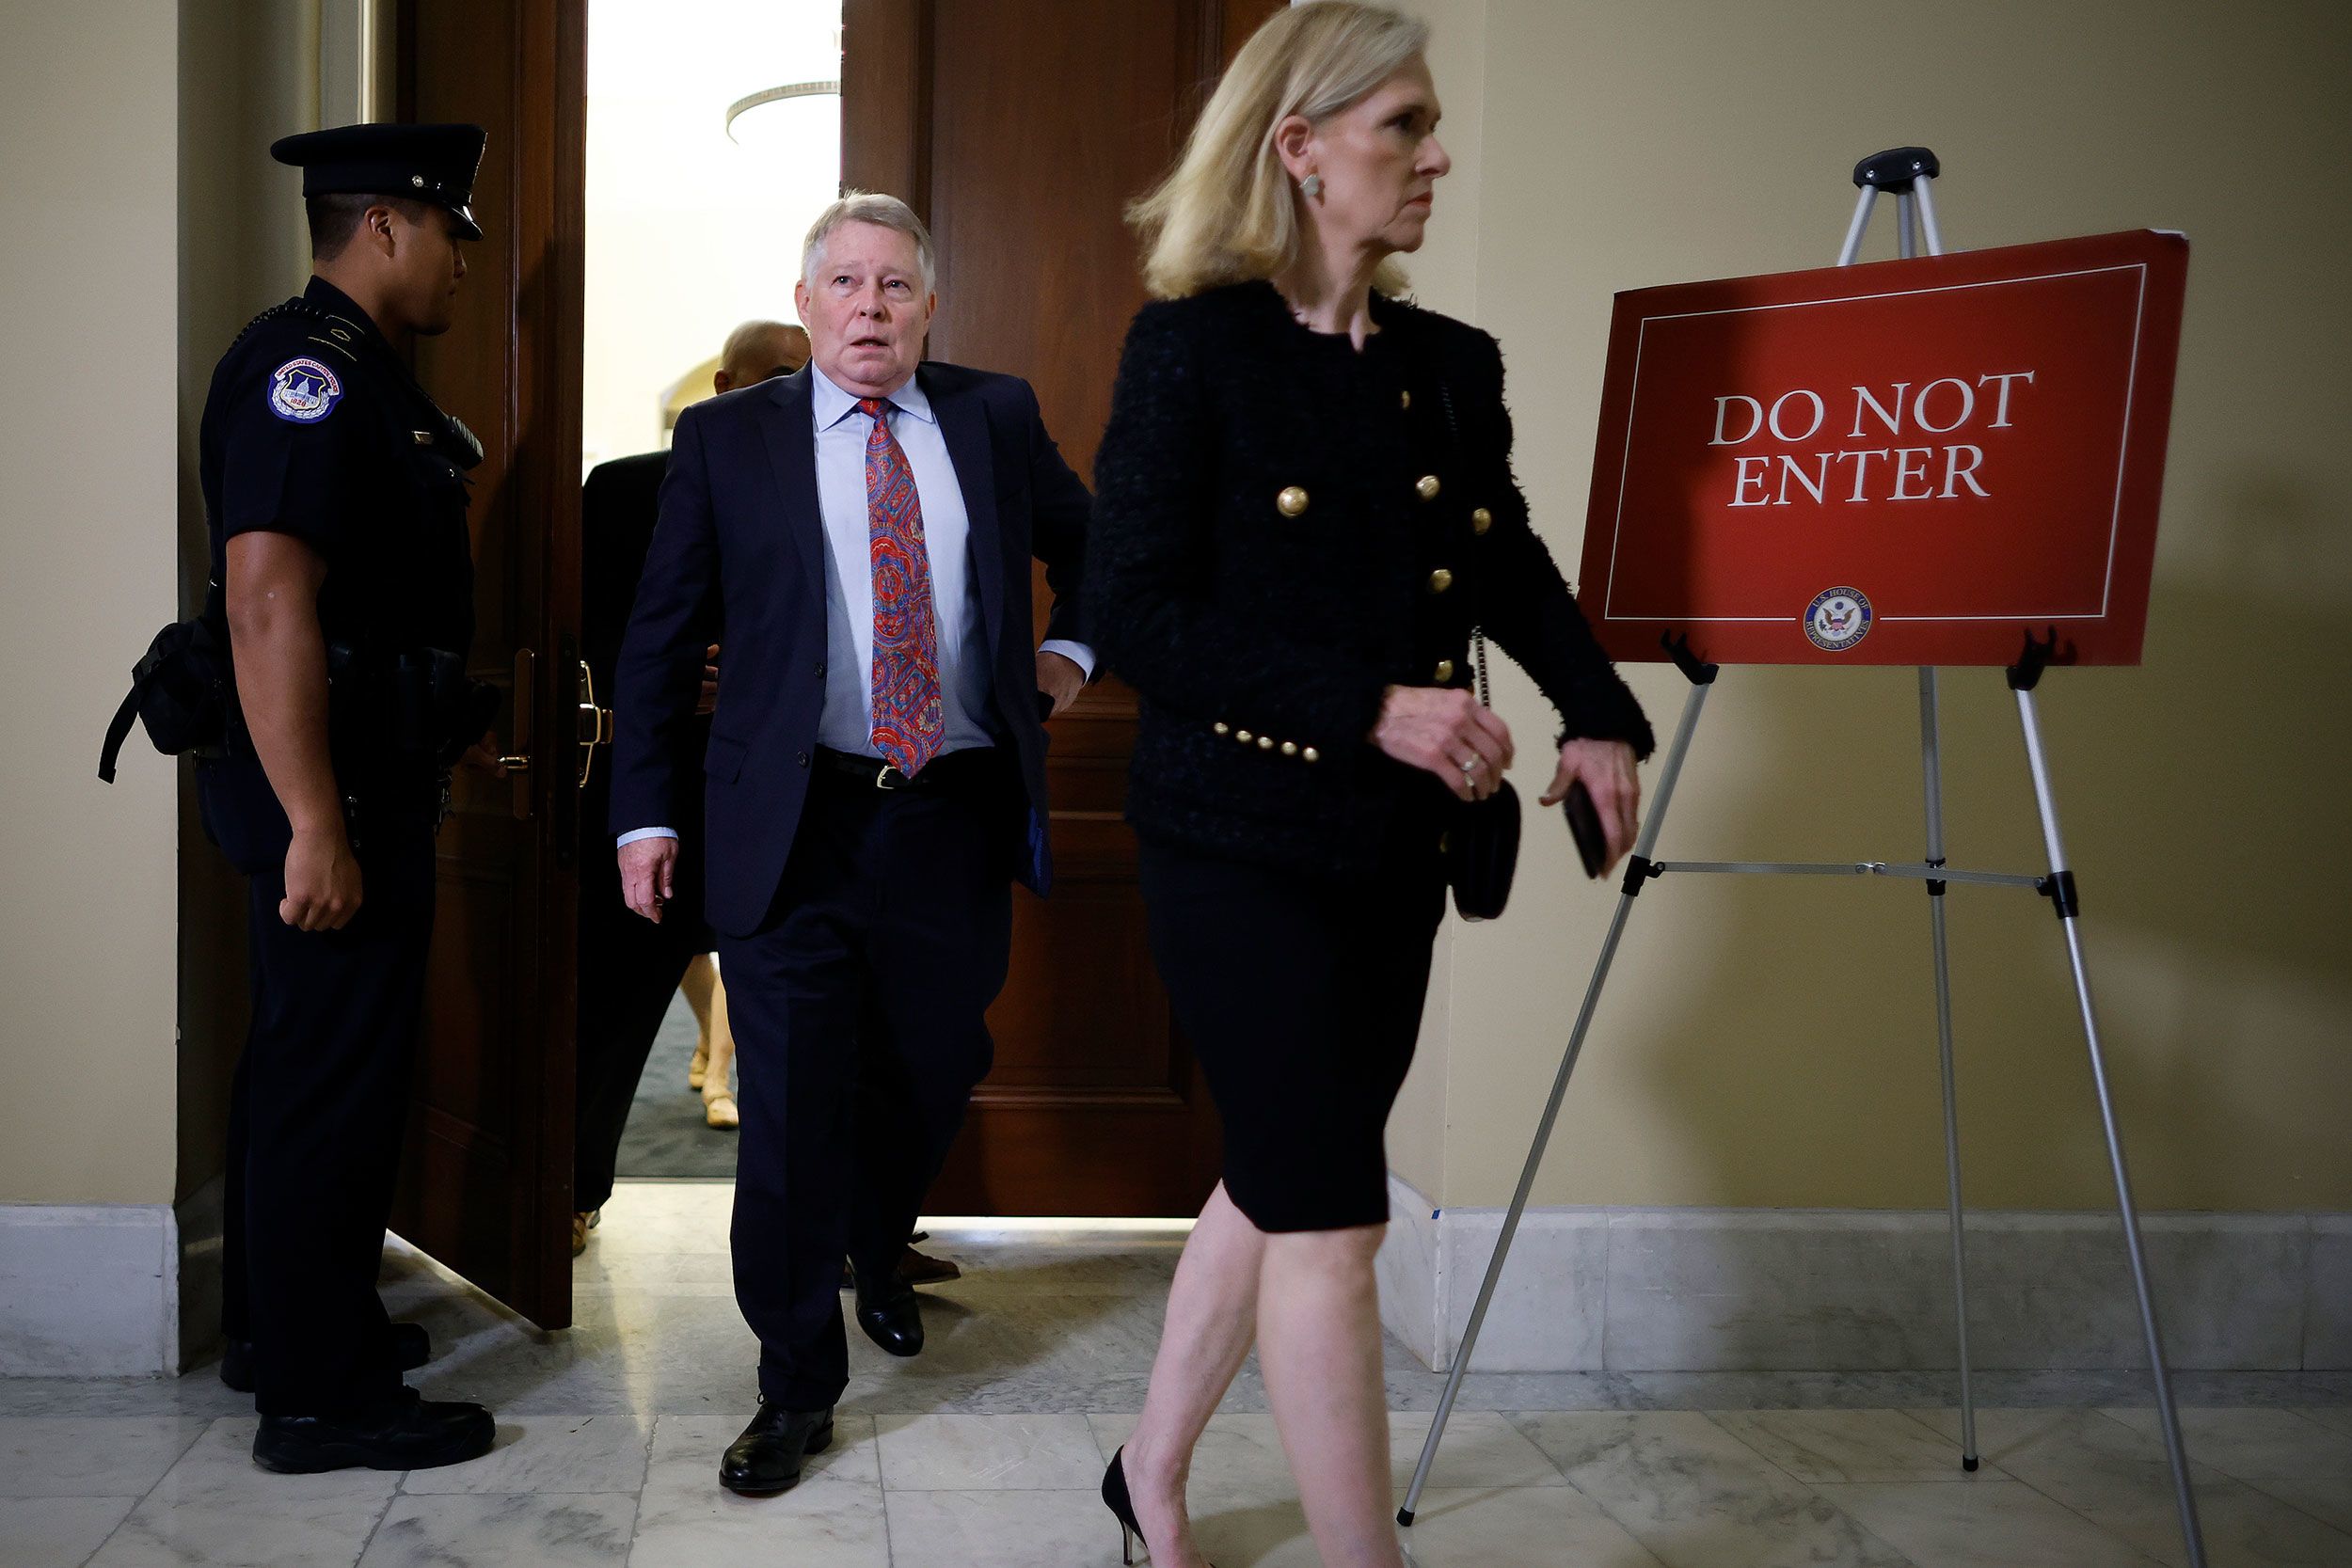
left=1397, top=675, right=1715, bottom=1528
left=2014, top=686, right=2208, bottom=1568
left=1917, top=669, right=1979, bottom=1469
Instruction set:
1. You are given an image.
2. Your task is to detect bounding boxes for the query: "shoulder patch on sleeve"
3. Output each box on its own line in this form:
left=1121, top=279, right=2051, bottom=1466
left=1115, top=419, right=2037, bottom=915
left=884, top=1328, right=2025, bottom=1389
left=265, top=356, right=343, bottom=424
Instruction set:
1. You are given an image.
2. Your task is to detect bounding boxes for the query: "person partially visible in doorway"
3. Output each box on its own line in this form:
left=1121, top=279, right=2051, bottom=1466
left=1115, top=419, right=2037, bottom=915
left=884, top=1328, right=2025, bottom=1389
left=200, top=121, right=504, bottom=1474
left=611, top=192, right=1094, bottom=1497
left=1088, top=7, right=1651, bottom=1564
left=573, top=320, right=805, bottom=1252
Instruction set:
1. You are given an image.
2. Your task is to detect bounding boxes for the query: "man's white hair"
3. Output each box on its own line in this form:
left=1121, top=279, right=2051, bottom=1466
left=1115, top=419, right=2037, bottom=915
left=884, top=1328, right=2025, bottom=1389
left=800, top=191, right=937, bottom=294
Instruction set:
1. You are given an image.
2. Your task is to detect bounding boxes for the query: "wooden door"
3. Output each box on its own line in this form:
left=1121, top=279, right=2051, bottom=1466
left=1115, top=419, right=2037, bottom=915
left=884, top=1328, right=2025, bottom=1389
left=845, top=0, right=1284, bottom=1216
left=387, top=0, right=587, bottom=1328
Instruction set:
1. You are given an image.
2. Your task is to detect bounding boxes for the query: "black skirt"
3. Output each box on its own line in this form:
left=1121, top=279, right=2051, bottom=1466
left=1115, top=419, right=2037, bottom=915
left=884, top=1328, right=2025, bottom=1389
left=1139, top=832, right=1447, bottom=1232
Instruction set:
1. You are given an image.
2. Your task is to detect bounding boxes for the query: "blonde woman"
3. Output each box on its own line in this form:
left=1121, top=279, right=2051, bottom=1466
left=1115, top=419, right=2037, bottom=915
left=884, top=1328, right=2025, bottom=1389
left=1088, top=6, right=1651, bottom=1563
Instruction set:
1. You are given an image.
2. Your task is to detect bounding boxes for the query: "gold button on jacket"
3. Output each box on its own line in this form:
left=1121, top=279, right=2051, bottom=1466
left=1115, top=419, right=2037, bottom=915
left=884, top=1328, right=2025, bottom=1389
left=1276, top=485, right=1309, bottom=517
left=1399, top=388, right=1412, bottom=410
left=1434, top=657, right=1455, bottom=683
left=1470, top=506, right=1493, bottom=535
left=1428, top=567, right=1454, bottom=594
left=1415, top=473, right=1441, bottom=501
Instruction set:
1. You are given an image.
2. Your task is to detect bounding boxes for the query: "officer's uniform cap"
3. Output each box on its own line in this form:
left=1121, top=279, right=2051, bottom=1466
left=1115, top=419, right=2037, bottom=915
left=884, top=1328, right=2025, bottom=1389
left=270, top=122, right=487, bottom=241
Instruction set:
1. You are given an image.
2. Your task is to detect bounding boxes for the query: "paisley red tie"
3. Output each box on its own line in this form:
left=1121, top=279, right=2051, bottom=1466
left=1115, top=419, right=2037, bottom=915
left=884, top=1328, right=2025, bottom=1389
left=859, top=396, right=943, bottom=776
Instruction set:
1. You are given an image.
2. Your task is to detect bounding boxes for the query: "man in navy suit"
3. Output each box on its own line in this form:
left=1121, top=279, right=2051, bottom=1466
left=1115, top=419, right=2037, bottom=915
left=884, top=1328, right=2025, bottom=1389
left=610, top=193, right=1092, bottom=1496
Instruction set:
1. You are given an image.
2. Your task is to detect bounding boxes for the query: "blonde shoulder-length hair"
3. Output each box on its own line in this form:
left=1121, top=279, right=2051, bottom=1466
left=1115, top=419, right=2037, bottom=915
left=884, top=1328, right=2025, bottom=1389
left=1129, top=2, right=1430, bottom=301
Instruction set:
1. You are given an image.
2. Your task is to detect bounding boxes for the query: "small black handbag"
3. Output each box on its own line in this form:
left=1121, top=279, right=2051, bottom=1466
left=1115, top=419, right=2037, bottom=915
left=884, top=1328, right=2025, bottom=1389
left=1445, top=632, right=1520, bottom=922
left=1436, top=380, right=1519, bottom=923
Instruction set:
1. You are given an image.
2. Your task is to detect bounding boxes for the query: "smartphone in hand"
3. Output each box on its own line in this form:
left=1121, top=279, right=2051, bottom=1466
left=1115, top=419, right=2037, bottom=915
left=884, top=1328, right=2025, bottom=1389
left=1563, top=780, right=1607, bottom=879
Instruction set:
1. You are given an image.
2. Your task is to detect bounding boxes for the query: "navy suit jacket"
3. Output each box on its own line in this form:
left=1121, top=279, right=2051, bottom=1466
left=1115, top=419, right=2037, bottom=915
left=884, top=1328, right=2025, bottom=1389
left=610, top=361, right=1092, bottom=937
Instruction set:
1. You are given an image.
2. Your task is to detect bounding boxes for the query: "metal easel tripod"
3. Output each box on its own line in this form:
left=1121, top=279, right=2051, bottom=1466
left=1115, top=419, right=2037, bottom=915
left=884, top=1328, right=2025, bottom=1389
left=1394, top=147, right=2209, bottom=1568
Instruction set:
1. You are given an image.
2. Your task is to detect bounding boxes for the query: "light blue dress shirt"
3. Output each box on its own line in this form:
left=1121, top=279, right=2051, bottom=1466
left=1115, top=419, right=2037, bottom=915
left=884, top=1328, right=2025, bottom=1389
left=619, top=363, right=1092, bottom=847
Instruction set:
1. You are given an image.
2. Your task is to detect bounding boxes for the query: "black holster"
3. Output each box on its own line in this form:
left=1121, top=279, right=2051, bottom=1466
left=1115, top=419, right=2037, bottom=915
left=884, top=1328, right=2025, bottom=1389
left=100, top=596, right=234, bottom=783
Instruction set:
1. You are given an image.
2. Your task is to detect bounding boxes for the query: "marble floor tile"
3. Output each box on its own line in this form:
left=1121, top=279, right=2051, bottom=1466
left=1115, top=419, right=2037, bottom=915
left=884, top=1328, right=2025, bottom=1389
left=1391, top=1487, right=1666, bottom=1568
left=1819, top=1479, right=2156, bottom=1568
left=0, top=1494, right=140, bottom=1568
left=2292, top=1406, right=2352, bottom=1439
left=1089, top=1408, right=1566, bottom=1504
left=2104, top=1406, right=2352, bottom=1534
left=356, top=1493, right=636, bottom=1568
left=1091, top=1413, right=1296, bottom=1507
left=882, top=1486, right=1121, bottom=1566
left=85, top=1418, right=400, bottom=1568
left=0, top=1416, right=212, bottom=1496
left=2101, top=1406, right=2352, bottom=1483
left=1899, top=1406, right=2352, bottom=1567
left=1708, top=1408, right=1995, bottom=1484
left=626, top=1412, right=886, bottom=1568
left=1385, top=1411, right=1568, bottom=1490
left=396, top=1412, right=651, bottom=1495
left=1512, top=1410, right=1915, bottom=1568
left=873, top=1412, right=1104, bottom=1491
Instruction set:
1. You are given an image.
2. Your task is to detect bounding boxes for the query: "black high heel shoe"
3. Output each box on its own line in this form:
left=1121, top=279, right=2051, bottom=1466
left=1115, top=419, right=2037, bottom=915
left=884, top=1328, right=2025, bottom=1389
left=1102, top=1448, right=1216, bottom=1566
left=1103, top=1447, right=1146, bottom=1564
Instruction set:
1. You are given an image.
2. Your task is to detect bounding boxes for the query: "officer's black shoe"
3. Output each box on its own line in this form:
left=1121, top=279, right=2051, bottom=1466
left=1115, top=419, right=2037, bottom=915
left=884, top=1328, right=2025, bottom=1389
left=851, top=1267, right=925, bottom=1357
left=219, top=1322, right=432, bottom=1394
left=719, top=1400, right=835, bottom=1496
left=251, top=1387, right=494, bottom=1474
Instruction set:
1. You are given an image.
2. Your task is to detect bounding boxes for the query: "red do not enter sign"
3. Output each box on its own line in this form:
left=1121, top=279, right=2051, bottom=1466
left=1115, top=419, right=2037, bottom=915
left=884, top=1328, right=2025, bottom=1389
left=1576, top=230, right=2189, bottom=667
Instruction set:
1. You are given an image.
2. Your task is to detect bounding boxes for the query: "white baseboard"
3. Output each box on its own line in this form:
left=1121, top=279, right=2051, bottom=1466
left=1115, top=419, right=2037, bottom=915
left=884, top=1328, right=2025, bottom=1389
left=0, top=1203, right=182, bottom=1377
left=1378, top=1174, right=2352, bottom=1375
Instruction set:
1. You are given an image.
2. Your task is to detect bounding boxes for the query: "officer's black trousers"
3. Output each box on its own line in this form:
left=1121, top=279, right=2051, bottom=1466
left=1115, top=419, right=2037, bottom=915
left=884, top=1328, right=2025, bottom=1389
left=222, top=827, right=436, bottom=1418
left=573, top=882, right=711, bottom=1214
left=718, top=760, right=1011, bottom=1410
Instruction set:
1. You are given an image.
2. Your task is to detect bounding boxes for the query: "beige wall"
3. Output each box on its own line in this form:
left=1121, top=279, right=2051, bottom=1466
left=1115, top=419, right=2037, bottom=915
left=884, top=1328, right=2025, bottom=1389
left=0, top=1, right=183, bottom=1205
left=1391, top=0, right=2352, bottom=1212
left=0, top=0, right=328, bottom=1211
left=176, top=0, right=325, bottom=1205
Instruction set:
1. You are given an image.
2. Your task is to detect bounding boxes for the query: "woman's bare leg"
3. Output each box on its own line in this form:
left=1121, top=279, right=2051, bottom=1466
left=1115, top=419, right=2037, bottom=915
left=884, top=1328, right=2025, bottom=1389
left=1122, top=1183, right=1263, bottom=1568
left=1259, top=1223, right=1403, bottom=1568
left=680, top=952, right=717, bottom=1087
left=700, top=964, right=739, bottom=1128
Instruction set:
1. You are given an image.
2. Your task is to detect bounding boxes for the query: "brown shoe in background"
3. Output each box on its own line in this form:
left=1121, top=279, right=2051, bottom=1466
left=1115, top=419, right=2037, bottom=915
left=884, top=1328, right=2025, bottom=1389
left=571, top=1209, right=599, bottom=1258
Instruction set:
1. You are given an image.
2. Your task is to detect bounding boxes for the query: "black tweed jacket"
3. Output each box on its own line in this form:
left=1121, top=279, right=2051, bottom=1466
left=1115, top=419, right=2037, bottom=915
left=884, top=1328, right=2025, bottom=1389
left=1089, top=279, right=1653, bottom=878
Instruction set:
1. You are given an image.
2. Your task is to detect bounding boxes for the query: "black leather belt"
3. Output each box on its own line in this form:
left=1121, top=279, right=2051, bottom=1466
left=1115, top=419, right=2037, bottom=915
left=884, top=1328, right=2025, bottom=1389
left=812, top=745, right=997, bottom=792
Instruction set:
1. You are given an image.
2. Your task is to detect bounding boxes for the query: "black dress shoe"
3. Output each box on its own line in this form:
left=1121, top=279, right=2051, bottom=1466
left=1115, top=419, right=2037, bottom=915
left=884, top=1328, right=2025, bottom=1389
left=220, top=1322, right=432, bottom=1395
left=852, top=1266, right=925, bottom=1357
left=251, top=1387, right=493, bottom=1474
left=719, top=1400, right=835, bottom=1496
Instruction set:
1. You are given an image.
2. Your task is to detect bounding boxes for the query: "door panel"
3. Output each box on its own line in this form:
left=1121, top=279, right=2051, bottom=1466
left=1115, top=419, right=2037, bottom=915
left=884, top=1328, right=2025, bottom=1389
left=390, top=0, right=586, bottom=1328
left=846, top=0, right=1284, bottom=1217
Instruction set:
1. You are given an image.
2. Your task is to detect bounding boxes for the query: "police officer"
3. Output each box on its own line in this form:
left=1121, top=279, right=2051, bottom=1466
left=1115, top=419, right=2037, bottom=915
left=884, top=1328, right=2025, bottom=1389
left=197, top=122, right=499, bottom=1473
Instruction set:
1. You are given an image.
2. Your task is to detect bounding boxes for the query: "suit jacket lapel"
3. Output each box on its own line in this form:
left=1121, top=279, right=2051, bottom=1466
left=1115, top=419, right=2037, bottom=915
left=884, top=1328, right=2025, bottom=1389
left=929, top=366, right=1003, bottom=665
left=759, top=370, right=825, bottom=599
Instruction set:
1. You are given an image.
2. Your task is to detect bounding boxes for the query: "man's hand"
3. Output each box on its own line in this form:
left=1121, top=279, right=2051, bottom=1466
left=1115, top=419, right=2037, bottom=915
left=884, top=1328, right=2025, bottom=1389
left=1035, top=649, right=1085, bottom=719
left=281, top=824, right=363, bottom=930
left=697, top=642, right=721, bottom=717
left=620, top=836, right=678, bottom=924
left=456, top=728, right=508, bottom=775
left=1540, top=738, right=1641, bottom=874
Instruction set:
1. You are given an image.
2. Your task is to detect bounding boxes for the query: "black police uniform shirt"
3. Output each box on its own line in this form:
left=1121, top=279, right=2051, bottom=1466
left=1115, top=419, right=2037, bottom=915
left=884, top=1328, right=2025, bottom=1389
left=196, top=277, right=479, bottom=870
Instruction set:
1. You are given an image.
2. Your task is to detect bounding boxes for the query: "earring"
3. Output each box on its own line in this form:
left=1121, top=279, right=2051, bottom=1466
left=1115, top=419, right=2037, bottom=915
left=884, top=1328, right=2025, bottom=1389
left=1301, top=172, right=1324, bottom=199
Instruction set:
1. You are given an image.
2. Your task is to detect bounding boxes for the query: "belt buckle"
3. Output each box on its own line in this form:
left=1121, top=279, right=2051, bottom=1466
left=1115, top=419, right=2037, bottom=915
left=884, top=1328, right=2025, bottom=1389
left=874, top=762, right=909, bottom=791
